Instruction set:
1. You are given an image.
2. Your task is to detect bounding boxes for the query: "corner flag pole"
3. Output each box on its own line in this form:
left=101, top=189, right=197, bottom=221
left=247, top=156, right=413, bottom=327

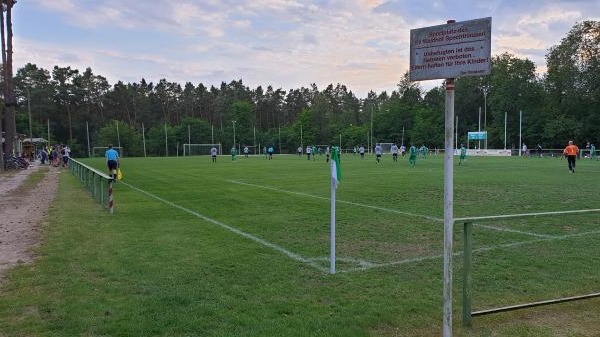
left=330, top=171, right=336, bottom=274
left=330, top=147, right=341, bottom=274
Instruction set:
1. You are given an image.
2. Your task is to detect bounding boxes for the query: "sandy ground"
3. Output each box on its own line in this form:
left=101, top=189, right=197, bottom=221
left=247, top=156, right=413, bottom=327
left=0, top=163, right=59, bottom=284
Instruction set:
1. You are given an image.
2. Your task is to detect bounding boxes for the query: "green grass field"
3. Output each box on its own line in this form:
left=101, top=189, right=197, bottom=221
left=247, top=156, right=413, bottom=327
left=1, top=153, right=599, bottom=336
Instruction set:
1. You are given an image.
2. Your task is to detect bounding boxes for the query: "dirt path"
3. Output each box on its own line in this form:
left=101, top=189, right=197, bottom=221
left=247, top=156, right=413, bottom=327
left=0, top=163, right=60, bottom=284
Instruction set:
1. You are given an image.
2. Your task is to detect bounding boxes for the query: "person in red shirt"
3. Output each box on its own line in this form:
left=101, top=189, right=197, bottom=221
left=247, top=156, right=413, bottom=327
left=563, top=140, right=580, bottom=173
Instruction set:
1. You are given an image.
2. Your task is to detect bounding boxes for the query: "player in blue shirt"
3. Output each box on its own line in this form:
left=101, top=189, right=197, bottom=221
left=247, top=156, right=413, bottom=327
left=105, top=144, right=120, bottom=180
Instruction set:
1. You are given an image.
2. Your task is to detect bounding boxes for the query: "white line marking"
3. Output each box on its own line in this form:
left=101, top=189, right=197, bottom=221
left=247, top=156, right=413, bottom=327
left=122, top=182, right=328, bottom=273
left=228, top=179, right=442, bottom=222
left=474, top=223, right=556, bottom=238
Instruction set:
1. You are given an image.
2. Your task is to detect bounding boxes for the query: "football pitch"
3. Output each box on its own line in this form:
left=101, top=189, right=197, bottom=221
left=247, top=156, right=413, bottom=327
left=2, top=153, right=599, bottom=336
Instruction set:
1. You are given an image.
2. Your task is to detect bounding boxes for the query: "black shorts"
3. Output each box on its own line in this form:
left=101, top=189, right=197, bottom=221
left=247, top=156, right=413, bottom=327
left=107, top=160, right=118, bottom=170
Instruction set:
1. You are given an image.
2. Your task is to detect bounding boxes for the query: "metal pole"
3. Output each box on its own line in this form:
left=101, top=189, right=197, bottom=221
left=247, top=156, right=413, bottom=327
left=27, top=88, right=32, bottom=143
left=330, top=172, right=336, bottom=274
left=187, top=125, right=191, bottom=156
left=443, top=75, right=455, bottom=337
left=478, top=107, right=481, bottom=150
left=455, top=117, right=458, bottom=151
left=142, top=122, right=147, bottom=157
left=402, top=126, right=405, bottom=146
left=370, top=105, right=374, bottom=154
left=86, top=121, right=91, bottom=157
left=484, top=92, right=487, bottom=150
left=116, top=121, right=121, bottom=149
left=164, top=123, right=168, bottom=157
left=519, top=110, right=522, bottom=156
left=462, top=222, right=473, bottom=327
left=443, top=75, right=454, bottom=337
left=232, top=120, right=236, bottom=149
left=504, top=111, right=507, bottom=150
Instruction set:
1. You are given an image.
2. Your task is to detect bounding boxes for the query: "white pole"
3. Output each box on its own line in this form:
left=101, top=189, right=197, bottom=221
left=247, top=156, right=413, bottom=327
left=164, top=123, right=168, bottom=157
left=232, top=120, right=236, bottom=150
left=455, top=116, right=458, bottom=151
left=443, top=76, right=455, bottom=337
left=27, top=88, right=32, bottom=142
left=519, top=110, right=522, bottom=156
left=401, top=126, right=405, bottom=146
left=116, top=121, right=121, bottom=149
left=504, top=111, right=507, bottom=150
left=478, top=107, right=481, bottom=150
left=187, top=125, right=191, bottom=156
left=330, top=160, right=336, bottom=274
left=142, top=122, right=147, bottom=157
left=86, top=121, right=91, bottom=157
left=370, top=105, right=374, bottom=154
left=484, top=93, right=487, bottom=150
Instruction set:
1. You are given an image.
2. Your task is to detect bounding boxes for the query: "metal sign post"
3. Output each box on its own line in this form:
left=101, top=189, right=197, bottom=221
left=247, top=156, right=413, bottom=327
left=409, top=17, right=492, bottom=337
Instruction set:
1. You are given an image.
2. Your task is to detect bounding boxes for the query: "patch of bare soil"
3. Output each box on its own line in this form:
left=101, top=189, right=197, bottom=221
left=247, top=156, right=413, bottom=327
left=0, top=163, right=60, bottom=285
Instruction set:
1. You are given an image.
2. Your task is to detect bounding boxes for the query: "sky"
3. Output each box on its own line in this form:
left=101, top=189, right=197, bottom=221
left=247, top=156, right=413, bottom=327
left=12, top=0, right=600, bottom=99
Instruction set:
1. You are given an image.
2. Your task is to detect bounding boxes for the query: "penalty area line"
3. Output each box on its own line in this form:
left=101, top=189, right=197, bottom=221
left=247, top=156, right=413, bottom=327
left=122, top=182, right=328, bottom=273
left=228, top=179, right=442, bottom=222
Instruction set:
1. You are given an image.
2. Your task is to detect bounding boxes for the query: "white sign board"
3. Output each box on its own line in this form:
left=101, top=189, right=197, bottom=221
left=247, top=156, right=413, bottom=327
left=410, top=17, right=492, bottom=81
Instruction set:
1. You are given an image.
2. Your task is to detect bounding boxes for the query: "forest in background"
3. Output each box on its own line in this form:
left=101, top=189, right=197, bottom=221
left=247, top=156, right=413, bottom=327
left=7, top=21, right=599, bottom=157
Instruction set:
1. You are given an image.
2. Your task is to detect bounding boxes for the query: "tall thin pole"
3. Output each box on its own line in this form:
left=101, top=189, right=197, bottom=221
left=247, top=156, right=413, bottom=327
left=478, top=107, right=481, bottom=150
left=442, top=60, right=456, bottom=337
left=86, top=121, right=91, bottom=157
left=484, top=91, right=488, bottom=150
left=164, top=123, right=168, bottom=157
left=27, top=88, right=32, bottom=142
left=370, top=105, right=374, bottom=154
left=142, top=122, right=147, bottom=157
left=402, top=126, right=405, bottom=146
left=116, top=121, right=121, bottom=149
left=455, top=116, right=458, bottom=150
left=504, top=111, right=507, bottom=150
left=519, top=110, right=522, bottom=156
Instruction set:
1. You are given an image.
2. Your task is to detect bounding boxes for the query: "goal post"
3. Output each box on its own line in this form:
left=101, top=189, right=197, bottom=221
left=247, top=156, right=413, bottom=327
left=183, top=143, right=222, bottom=156
left=92, top=147, right=124, bottom=157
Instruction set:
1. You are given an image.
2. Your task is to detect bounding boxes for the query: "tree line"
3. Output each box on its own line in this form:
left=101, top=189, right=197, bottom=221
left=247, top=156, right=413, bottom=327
left=2, top=20, right=599, bottom=158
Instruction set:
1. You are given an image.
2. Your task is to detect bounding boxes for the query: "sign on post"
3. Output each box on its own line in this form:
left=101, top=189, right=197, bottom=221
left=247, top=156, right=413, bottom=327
left=410, top=17, right=492, bottom=81
left=468, top=131, right=487, bottom=140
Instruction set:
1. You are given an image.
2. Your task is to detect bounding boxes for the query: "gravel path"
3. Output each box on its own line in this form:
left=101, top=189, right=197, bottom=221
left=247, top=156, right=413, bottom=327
left=0, top=163, right=60, bottom=284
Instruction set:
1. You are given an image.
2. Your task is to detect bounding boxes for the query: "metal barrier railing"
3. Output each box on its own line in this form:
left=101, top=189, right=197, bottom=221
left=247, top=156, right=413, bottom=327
left=457, top=209, right=600, bottom=327
left=68, top=158, right=115, bottom=214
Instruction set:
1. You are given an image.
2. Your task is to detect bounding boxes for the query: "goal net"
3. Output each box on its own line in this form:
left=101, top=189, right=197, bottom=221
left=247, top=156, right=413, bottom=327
left=183, top=143, right=222, bottom=156
left=378, top=142, right=397, bottom=154
left=92, top=147, right=124, bottom=157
